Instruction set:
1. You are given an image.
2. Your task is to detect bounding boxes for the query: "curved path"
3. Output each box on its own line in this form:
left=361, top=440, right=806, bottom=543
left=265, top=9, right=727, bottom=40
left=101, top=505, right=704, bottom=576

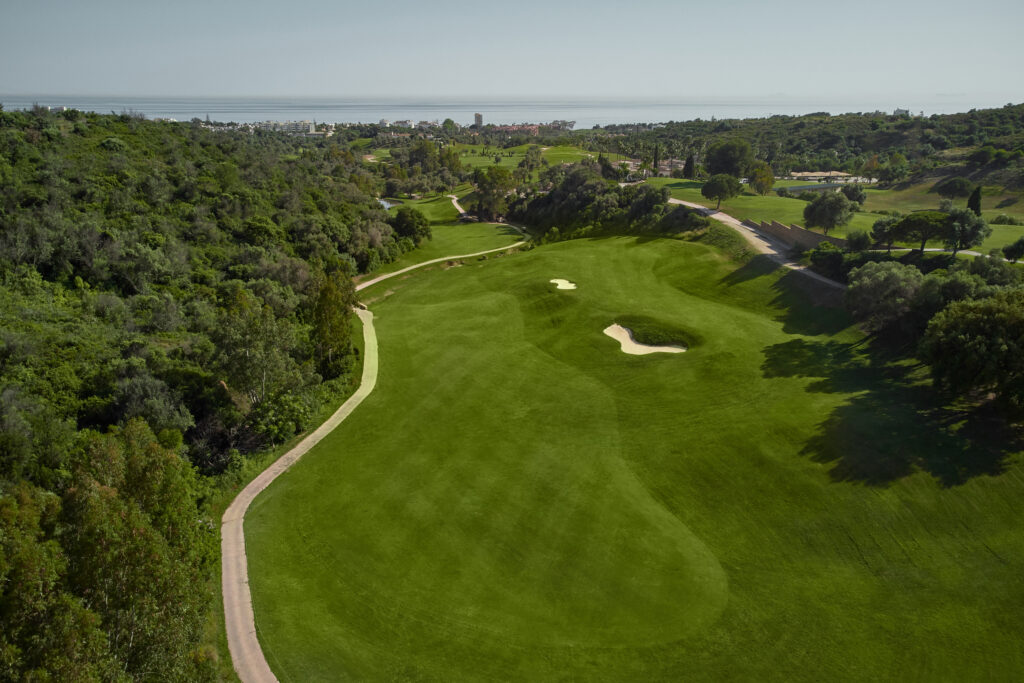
left=222, top=238, right=526, bottom=683
left=668, top=198, right=845, bottom=289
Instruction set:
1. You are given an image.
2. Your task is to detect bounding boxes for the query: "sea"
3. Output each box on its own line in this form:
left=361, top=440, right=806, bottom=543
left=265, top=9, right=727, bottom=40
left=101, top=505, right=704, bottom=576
left=0, top=95, right=1012, bottom=129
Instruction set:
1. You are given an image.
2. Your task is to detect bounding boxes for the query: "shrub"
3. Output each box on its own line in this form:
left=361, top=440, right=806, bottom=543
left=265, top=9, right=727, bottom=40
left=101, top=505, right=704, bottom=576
left=846, top=230, right=872, bottom=252
left=991, top=213, right=1024, bottom=225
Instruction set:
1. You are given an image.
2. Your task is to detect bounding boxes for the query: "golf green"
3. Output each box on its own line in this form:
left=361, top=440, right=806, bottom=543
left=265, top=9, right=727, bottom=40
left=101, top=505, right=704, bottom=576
left=246, top=236, right=1024, bottom=681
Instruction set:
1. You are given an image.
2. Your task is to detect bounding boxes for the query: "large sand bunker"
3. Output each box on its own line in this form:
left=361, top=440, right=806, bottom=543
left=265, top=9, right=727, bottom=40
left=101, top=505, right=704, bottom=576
left=604, top=324, right=687, bottom=355
left=550, top=279, right=577, bottom=290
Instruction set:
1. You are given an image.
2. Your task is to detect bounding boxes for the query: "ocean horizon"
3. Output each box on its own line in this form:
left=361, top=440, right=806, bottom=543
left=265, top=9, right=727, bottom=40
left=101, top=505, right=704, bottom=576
left=0, top=94, right=1014, bottom=129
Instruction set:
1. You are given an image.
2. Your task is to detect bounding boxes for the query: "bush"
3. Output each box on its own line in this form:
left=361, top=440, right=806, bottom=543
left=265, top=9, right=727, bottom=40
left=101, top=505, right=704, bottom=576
left=846, top=230, right=872, bottom=252
left=775, top=187, right=791, bottom=198
left=991, top=213, right=1024, bottom=225
left=807, top=242, right=845, bottom=280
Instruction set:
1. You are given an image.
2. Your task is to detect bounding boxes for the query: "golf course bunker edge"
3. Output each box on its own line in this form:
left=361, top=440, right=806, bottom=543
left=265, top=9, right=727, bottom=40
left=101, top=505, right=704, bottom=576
left=604, top=324, right=687, bottom=355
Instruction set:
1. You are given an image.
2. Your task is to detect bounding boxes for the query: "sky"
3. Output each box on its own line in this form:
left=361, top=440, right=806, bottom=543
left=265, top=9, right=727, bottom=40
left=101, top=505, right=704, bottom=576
left=2, top=0, right=1022, bottom=105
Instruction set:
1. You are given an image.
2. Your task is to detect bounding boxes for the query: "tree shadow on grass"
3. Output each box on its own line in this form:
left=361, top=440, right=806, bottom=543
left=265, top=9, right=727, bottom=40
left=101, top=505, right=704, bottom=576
left=767, top=270, right=849, bottom=336
left=762, top=338, right=1021, bottom=487
left=718, top=254, right=782, bottom=286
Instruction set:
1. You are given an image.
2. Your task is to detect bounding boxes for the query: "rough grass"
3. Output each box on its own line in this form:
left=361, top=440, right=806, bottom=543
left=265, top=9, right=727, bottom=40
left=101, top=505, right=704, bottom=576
left=246, top=235, right=1024, bottom=681
left=613, top=314, right=699, bottom=348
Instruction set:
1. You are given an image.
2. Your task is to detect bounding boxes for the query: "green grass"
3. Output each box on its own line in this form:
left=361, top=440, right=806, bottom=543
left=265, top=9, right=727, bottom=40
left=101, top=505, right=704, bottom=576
left=358, top=194, right=522, bottom=281
left=863, top=181, right=1024, bottom=250
left=649, top=178, right=1024, bottom=251
left=647, top=178, right=879, bottom=238
left=245, top=235, right=1024, bottom=680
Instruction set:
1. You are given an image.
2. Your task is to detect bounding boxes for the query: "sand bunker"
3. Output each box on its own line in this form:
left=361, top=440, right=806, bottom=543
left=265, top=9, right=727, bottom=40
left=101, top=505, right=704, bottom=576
left=603, top=324, right=687, bottom=355
left=550, top=279, right=577, bottom=290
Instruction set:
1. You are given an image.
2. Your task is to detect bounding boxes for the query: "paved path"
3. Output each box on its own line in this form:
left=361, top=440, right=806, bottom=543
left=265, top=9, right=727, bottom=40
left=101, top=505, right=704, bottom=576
left=447, top=194, right=467, bottom=215
left=222, top=236, right=528, bottom=682
left=668, top=198, right=845, bottom=289
left=221, top=308, right=377, bottom=683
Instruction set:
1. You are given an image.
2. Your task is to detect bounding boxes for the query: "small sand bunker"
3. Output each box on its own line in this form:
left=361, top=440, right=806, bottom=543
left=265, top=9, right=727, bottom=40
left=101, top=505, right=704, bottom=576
left=603, top=324, right=687, bottom=355
left=550, top=279, right=577, bottom=290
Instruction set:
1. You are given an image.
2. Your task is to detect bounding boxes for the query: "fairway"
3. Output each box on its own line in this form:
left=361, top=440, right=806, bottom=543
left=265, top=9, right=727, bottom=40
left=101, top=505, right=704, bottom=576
left=245, top=236, right=1024, bottom=680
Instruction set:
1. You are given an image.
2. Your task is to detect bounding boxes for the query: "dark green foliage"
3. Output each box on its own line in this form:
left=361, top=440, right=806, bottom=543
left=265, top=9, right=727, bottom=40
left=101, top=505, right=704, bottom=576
left=803, top=192, right=857, bottom=234
left=510, top=162, right=679, bottom=238
left=846, top=261, right=924, bottom=332
left=967, top=185, right=983, bottom=216
left=1003, top=236, right=1024, bottom=262
left=991, top=213, right=1024, bottom=225
left=682, top=153, right=695, bottom=179
left=845, top=230, right=872, bottom=252
left=472, top=166, right=515, bottom=220
left=704, top=138, right=753, bottom=177
left=0, top=108, right=400, bottom=677
left=807, top=242, right=846, bottom=280
left=388, top=206, right=432, bottom=245
left=944, top=208, right=991, bottom=255
left=701, top=174, right=742, bottom=209
left=657, top=206, right=710, bottom=234
left=613, top=315, right=700, bottom=348
left=839, top=183, right=866, bottom=206
left=871, top=215, right=901, bottom=253
left=933, top=176, right=974, bottom=200
left=748, top=161, right=774, bottom=196
left=312, top=271, right=357, bottom=380
left=894, top=210, right=950, bottom=252
left=920, top=289, right=1024, bottom=410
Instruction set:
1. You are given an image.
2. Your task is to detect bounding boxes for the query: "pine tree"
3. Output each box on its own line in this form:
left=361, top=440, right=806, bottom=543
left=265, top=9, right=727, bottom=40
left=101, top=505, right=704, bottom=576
left=682, top=154, right=695, bottom=179
left=967, top=185, right=982, bottom=216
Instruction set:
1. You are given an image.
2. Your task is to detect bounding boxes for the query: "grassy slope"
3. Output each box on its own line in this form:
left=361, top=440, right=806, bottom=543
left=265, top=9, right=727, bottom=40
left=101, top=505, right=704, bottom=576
left=648, top=178, right=878, bottom=238
left=651, top=179, right=1024, bottom=251
left=863, top=182, right=1024, bottom=250
left=357, top=195, right=521, bottom=281
left=245, top=236, right=1024, bottom=681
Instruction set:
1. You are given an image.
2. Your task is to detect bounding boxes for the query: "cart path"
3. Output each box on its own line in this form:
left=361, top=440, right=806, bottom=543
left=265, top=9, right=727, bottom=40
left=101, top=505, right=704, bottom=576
left=668, top=198, right=845, bottom=289
left=222, top=236, right=530, bottom=682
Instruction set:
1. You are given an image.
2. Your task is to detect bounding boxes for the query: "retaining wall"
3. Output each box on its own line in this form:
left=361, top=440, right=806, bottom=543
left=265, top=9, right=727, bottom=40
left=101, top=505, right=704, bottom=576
left=747, top=219, right=847, bottom=250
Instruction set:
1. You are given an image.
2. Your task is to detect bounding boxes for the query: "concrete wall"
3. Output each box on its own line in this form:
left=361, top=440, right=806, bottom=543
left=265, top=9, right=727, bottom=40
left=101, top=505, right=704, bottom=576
left=746, top=219, right=847, bottom=251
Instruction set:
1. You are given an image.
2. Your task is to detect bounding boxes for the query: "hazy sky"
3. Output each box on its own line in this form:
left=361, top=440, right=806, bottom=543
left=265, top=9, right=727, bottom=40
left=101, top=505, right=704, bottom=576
left=2, top=0, right=1022, bottom=102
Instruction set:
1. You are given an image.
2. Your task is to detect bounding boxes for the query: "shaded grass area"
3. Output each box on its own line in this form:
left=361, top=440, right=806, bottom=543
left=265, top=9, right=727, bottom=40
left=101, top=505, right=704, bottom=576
left=246, top=236, right=1024, bottom=681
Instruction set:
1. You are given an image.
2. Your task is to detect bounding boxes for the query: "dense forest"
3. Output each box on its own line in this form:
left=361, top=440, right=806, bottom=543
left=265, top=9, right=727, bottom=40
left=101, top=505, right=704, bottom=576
left=0, top=106, right=426, bottom=678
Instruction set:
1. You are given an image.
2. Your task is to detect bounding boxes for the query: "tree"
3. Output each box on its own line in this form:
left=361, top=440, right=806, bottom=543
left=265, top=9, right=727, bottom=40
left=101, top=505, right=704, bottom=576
left=472, top=166, right=514, bottom=220
left=840, top=183, right=866, bottom=206
left=748, top=161, right=775, bottom=196
left=701, top=174, right=742, bottom=209
left=1002, top=236, right=1024, bottom=263
left=389, top=206, right=431, bottom=245
left=312, top=270, right=356, bottom=380
left=894, top=210, right=949, bottom=253
left=803, top=191, right=856, bottom=235
left=705, top=138, right=753, bottom=177
left=920, top=289, right=1024, bottom=410
left=682, top=153, right=696, bottom=179
left=871, top=215, right=900, bottom=254
left=518, top=145, right=543, bottom=175
left=213, top=287, right=302, bottom=408
left=967, top=185, right=983, bottom=216
left=846, top=261, right=924, bottom=332
left=944, top=207, right=991, bottom=256
left=933, top=176, right=974, bottom=201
